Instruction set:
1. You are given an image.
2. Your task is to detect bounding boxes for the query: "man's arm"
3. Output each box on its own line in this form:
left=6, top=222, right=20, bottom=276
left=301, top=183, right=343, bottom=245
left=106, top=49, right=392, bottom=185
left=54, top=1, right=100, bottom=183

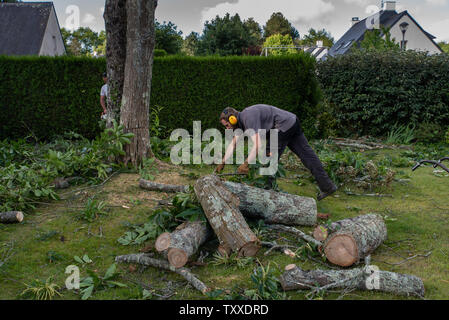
left=246, top=133, right=260, bottom=164
left=222, top=135, right=238, bottom=164
left=100, top=95, right=107, bottom=114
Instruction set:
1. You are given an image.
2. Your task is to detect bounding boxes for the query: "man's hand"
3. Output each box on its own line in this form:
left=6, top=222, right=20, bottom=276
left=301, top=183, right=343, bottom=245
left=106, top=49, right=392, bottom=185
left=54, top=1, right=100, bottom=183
left=237, top=161, right=249, bottom=175
left=215, top=163, right=225, bottom=174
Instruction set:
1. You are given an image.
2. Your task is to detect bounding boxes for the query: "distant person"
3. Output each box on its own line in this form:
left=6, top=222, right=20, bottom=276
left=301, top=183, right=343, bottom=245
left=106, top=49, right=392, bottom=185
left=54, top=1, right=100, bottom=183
left=216, top=104, right=337, bottom=201
left=100, top=72, right=108, bottom=118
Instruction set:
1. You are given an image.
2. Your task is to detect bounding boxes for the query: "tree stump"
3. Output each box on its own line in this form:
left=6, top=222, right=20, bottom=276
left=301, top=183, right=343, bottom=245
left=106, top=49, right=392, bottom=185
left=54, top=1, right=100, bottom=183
left=317, top=214, right=387, bottom=267
left=155, top=221, right=212, bottom=268
left=280, top=264, right=425, bottom=298
left=0, top=211, right=24, bottom=224
left=193, top=175, right=260, bottom=257
left=223, top=181, right=317, bottom=226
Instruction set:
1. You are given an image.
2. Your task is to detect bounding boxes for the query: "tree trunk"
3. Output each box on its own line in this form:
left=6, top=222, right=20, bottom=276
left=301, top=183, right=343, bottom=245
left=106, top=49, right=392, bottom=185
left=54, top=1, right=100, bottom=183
left=139, top=179, right=317, bottom=226
left=193, top=175, right=260, bottom=257
left=223, top=181, right=317, bottom=226
left=115, top=253, right=209, bottom=294
left=104, top=0, right=127, bottom=127
left=317, top=214, right=387, bottom=267
left=280, top=264, right=425, bottom=298
left=155, top=221, right=212, bottom=268
left=0, top=211, right=24, bottom=224
left=120, top=0, right=158, bottom=166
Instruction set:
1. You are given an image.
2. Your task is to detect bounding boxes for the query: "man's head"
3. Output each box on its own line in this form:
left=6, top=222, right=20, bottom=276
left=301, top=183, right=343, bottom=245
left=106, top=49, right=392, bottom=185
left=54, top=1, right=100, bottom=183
left=102, top=72, right=107, bottom=83
left=220, top=107, right=239, bottom=129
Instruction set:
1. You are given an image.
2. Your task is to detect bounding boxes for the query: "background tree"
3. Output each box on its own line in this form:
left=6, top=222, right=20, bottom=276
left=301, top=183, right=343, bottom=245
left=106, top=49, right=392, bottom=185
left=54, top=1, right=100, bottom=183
left=263, top=12, right=299, bottom=41
left=155, top=20, right=183, bottom=55
left=354, top=27, right=400, bottom=52
left=197, top=13, right=251, bottom=56
left=301, top=28, right=334, bottom=47
left=60, top=27, right=105, bottom=56
left=438, top=41, right=449, bottom=54
left=262, top=34, right=297, bottom=55
left=181, top=32, right=199, bottom=56
left=244, top=17, right=263, bottom=46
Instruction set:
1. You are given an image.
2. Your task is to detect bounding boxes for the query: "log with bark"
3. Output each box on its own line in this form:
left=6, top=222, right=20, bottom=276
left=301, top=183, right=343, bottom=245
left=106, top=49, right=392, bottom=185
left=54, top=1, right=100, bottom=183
left=193, top=175, right=260, bottom=257
left=314, top=214, right=387, bottom=267
left=155, top=221, right=212, bottom=268
left=0, top=211, right=24, bottom=224
left=139, top=179, right=317, bottom=226
left=280, top=264, right=425, bottom=298
left=115, top=253, right=209, bottom=294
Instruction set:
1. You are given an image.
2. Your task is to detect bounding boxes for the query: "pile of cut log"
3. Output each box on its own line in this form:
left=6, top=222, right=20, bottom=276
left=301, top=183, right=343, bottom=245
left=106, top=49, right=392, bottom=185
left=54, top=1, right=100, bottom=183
left=0, top=211, right=24, bottom=224
left=116, top=175, right=425, bottom=298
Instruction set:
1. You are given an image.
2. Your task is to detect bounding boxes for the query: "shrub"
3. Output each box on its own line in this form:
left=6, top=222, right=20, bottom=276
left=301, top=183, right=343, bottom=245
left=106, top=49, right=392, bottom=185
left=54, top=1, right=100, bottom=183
left=154, top=49, right=167, bottom=57
left=317, top=51, right=449, bottom=137
left=414, top=122, right=445, bottom=144
left=1, top=54, right=322, bottom=140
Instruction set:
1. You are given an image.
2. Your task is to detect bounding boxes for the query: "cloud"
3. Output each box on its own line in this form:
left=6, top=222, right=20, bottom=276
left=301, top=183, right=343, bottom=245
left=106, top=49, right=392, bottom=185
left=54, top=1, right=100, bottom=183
left=200, top=0, right=335, bottom=26
left=427, top=18, right=449, bottom=41
left=343, top=0, right=370, bottom=6
left=425, top=0, right=448, bottom=6
left=82, top=13, right=96, bottom=24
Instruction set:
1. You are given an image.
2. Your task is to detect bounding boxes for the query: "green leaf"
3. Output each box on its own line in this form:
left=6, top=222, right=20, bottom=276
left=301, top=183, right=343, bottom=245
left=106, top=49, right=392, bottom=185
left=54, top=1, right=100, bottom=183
left=81, top=285, right=94, bottom=300
left=104, top=263, right=117, bottom=280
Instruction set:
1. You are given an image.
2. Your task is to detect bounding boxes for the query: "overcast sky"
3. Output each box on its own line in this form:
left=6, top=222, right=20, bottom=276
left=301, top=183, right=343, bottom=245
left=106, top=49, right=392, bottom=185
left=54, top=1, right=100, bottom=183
left=29, top=0, right=449, bottom=42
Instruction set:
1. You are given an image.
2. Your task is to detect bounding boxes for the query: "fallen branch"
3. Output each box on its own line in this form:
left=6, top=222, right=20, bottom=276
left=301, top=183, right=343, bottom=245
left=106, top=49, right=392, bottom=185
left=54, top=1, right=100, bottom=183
left=139, top=179, right=189, bottom=193
left=115, top=253, right=209, bottom=294
left=267, top=224, right=322, bottom=247
left=280, top=264, right=425, bottom=298
left=378, top=251, right=432, bottom=266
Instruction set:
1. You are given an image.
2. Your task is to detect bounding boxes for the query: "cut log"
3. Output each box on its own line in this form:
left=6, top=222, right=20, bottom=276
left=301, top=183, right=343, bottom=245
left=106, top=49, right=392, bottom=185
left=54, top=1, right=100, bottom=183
left=155, top=221, right=212, bottom=268
left=193, top=175, right=260, bottom=257
left=280, top=264, right=425, bottom=298
left=139, top=179, right=189, bottom=193
left=0, top=211, right=24, bottom=224
left=139, top=179, right=317, bottom=226
left=223, top=181, right=317, bottom=226
left=318, top=214, right=387, bottom=267
left=115, top=253, right=209, bottom=294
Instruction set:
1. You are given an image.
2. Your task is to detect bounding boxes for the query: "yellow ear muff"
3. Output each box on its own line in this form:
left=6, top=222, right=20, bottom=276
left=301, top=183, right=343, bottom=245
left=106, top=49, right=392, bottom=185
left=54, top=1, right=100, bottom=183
left=229, top=115, right=237, bottom=125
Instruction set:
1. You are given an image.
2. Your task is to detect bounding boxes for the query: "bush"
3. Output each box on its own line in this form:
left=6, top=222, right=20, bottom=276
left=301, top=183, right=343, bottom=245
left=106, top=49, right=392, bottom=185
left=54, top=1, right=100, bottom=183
left=414, top=122, right=445, bottom=144
left=0, top=54, right=322, bottom=140
left=154, top=49, right=167, bottom=57
left=317, top=51, right=449, bottom=137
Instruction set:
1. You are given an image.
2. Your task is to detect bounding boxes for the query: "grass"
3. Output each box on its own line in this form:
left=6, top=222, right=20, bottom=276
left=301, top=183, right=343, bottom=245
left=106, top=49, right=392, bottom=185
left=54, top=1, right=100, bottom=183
left=1, top=144, right=449, bottom=300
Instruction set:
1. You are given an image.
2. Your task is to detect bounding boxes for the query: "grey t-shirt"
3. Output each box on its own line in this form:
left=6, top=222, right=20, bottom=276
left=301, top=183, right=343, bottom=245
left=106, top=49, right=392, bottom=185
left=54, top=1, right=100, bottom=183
left=237, top=104, right=297, bottom=133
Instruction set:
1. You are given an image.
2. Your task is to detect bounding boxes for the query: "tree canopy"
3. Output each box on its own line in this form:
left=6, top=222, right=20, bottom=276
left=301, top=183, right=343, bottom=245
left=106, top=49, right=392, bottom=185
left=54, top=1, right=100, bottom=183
left=155, top=20, right=183, bottom=55
left=353, top=27, right=400, bottom=53
left=301, top=28, right=334, bottom=47
left=263, top=12, right=299, bottom=41
left=263, top=34, right=297, bottom=55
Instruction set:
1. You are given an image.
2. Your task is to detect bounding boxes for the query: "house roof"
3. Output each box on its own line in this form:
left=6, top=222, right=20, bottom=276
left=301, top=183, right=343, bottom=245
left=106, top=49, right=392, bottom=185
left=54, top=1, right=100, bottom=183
left=329, top=9, right=442, bottom=56
left=0, top=2, right=54, bottom=56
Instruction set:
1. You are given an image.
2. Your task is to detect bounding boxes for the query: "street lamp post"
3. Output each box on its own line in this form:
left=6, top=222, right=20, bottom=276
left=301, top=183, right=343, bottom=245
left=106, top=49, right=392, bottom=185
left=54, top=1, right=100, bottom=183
left=400, top=22, right=409, bottom=51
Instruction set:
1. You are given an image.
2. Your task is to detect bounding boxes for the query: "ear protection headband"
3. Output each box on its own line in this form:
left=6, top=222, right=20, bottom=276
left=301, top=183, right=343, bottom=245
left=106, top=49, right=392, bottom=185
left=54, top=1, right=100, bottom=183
left=223, top=109, right=238, bottom=125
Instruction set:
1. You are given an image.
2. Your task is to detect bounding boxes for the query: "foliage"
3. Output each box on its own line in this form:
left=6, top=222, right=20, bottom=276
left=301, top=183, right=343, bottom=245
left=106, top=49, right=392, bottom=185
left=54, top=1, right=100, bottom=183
left=211, top=252, right=254, bottom=268
left=182, top=32, right=200, bottom=56
left=244, top=18, right=263, bottom=47
left=61, top=27, right=106, bottom=56
left=154, top=49, right=168, bottom=57
left=20, top=277, right=62, bottom=300
left=139, top=157, right=159, bottom=181
left=354, top=27, right=400, bottom=53
left=438, top=41, right=449, bottom=54
left=317, top=50, right=449, bottom=137
left=386, top=123, right=416, bottom=145
left=263, top=12, right=299, bottom=40
left=414, top=122, right=445, bottom=144
left=246, top=261, right=286, bottom=300
left=1, top=55, right=322, bottom=140
left=197, top=13, right=252, bottom=56
left=0, top=124, right=132, bottom=212
left=155, top=20, right=183, bottom=55
left=79, top=263, right=126, bottom=300
left=79, top=198, right=107, bottom=222
left=301, top=28, right=334, bottom=47
left=446, top=128, right=449, bottom=144
left=263, top=34, right=297, bottom=56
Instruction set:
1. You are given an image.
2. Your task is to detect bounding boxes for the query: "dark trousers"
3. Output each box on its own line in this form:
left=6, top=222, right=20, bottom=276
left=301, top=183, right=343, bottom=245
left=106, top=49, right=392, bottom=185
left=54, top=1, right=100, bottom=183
left=267, top=119, right=335, bottom=192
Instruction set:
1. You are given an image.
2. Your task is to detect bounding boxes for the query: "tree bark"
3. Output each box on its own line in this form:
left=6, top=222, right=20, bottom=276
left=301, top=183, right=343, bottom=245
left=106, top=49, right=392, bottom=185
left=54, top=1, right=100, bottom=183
left=115, top=253, right=209, bottom=294
left=0, top=211, right=24, bottom=224
left=120, top=0, right=158, bottom=166
left=104, top=0, right=127, bottom=127
left=223, top=181, right=317, bottom=226
left=155, top=221, right=212, bottom=268
left=139, top=179, right=317, bottom=226
left=317, top=214, right=387, bottom=267
left=193, top=175, right=260, bottom=257
left=280, top=264, right=425, bottom=298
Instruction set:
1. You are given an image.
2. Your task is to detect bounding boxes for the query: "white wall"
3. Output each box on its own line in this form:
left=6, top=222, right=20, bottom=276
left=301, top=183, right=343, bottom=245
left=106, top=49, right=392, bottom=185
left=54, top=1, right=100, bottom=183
left=39, top=6, right=66, bottom=56
left=387, top=14, right=442, bottom=54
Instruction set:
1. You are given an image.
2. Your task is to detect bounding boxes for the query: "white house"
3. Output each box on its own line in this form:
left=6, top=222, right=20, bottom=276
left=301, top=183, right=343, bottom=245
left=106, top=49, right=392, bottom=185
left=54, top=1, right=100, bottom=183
left=0, top=2, right=66, bottom=56
left=329, top=1, right=443, bottom=56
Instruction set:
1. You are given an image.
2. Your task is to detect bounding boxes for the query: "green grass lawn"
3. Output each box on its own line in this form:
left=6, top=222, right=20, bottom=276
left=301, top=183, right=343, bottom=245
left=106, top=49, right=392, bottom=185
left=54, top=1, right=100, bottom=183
left=1, top=146, right=449, bottom=300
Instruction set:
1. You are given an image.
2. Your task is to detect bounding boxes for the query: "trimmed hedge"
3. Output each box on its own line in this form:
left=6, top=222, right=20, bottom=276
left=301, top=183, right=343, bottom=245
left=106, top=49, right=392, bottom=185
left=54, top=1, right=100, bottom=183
left=0, top=54, right=321, bottom=140
left=317, top=51, right=449, bottom=137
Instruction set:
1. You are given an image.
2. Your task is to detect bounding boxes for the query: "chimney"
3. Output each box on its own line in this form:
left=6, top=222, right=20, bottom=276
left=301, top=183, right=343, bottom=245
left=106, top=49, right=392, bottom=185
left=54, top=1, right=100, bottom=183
left=383, top=1, right=396, bottom=11
left=352, top=17, right=360, bottom=26
left=316, top=40, right=323, bottom=47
